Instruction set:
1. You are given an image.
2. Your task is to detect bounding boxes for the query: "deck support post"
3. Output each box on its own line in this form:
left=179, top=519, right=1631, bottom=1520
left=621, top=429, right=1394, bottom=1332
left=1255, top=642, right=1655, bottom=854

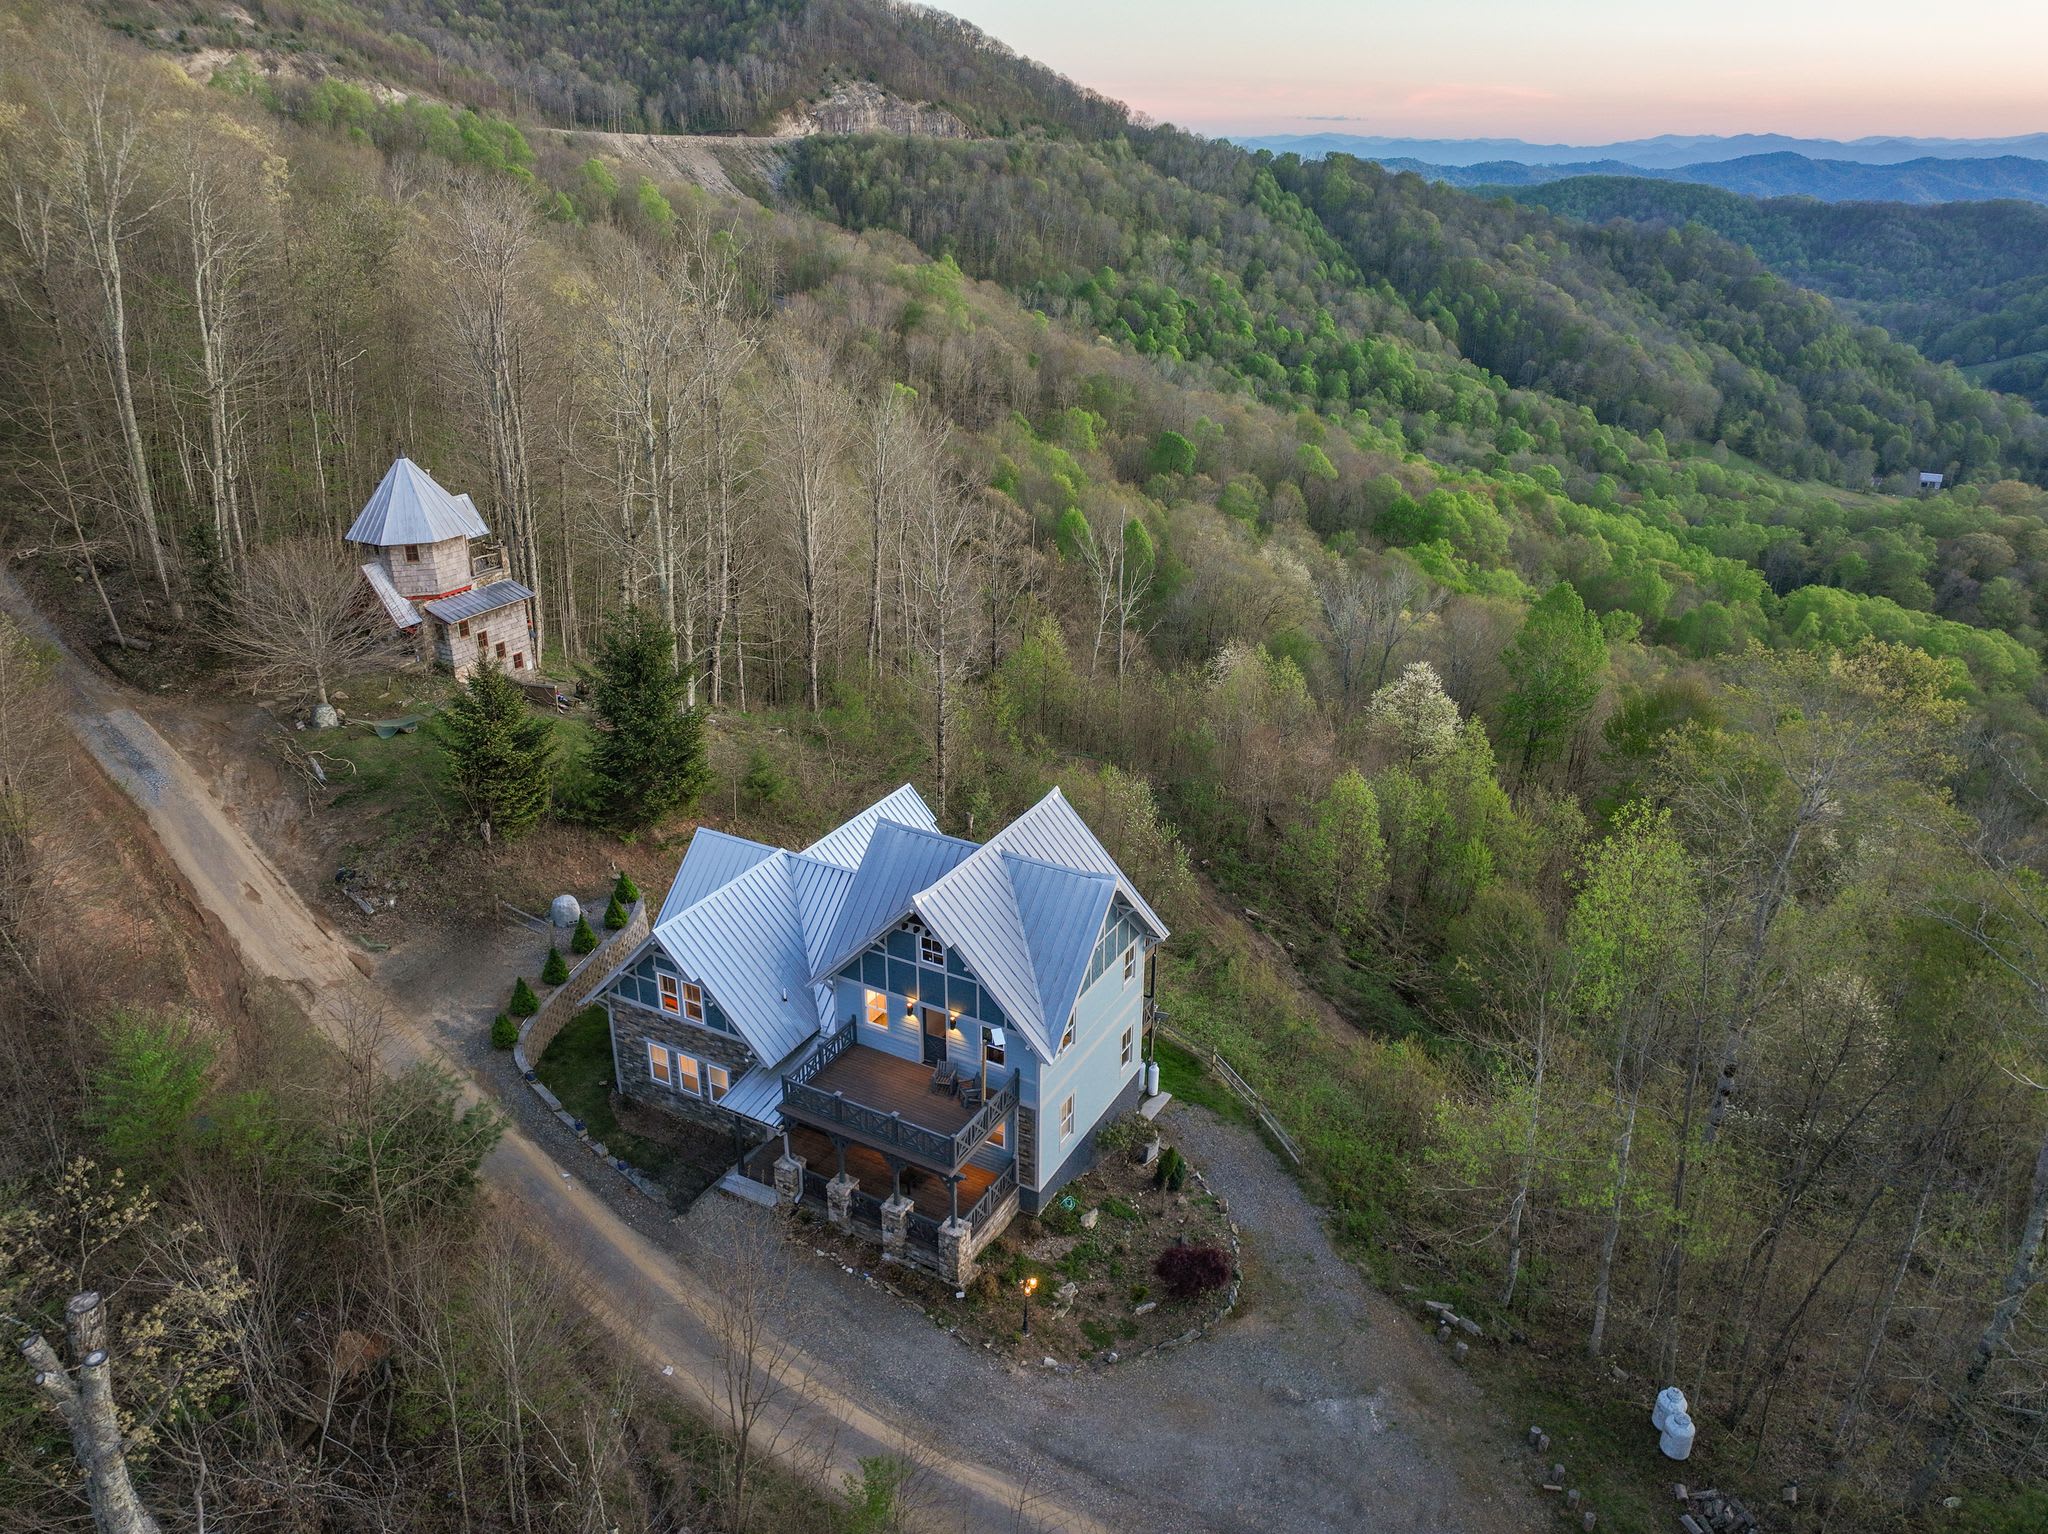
left=826, top=1170, right=858, bottom=1231
left=938, top=1216, right=975, bottom=1287
left=772, top=1151, right=805, bottom=1209
left=946, top=1172, right=963, bottom=1223
left=880, top=1194, right=913, bottom=1263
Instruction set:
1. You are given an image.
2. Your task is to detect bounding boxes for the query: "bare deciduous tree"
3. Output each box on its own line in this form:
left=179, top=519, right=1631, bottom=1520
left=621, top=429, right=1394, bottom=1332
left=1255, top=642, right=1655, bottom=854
left=210, top=536, right=391, bottom=711
left=20, top=1292, right=164, bottom=1534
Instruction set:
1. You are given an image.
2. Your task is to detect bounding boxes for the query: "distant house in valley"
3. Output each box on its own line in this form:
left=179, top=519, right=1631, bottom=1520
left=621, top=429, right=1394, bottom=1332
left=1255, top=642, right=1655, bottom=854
left=594, top=783, right=1169, bottom=1282
left=1919, top=470, right=1946, bottom=491
left=348, top=457, right=536, bottom=679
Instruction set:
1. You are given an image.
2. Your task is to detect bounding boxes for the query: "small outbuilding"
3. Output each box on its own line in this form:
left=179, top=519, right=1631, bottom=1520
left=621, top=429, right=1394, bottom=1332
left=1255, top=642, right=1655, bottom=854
left=1918, top=470, right=1945, bottom=491
left=347, top=457, right=536, bottom=679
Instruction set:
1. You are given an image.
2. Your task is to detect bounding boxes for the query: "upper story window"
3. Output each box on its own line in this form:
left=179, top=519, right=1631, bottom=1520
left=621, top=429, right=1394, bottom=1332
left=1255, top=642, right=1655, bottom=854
left=682, top=981, right=705, bottom=1023
left=982, top=1025, right=1005, bottom=1066
left=658, top=973, right=680, bottom=1014
left=1060, top=1014, right=1075, bottom=1053
left=920, top=931, right=945, bottom=967
left=707, top=1063, right=730, bottom=1103
left=1121, top=1025, right=1134, bottom=1067
left=403, top=544, right=419, bottom=563
left=866, top=989, right=889, bottom=1029
left=1059, top=1094, right=1076, bottom=1142
left=1123, top=943, right=1137, bottom=984
left=458, top=619, right=471, bottom=637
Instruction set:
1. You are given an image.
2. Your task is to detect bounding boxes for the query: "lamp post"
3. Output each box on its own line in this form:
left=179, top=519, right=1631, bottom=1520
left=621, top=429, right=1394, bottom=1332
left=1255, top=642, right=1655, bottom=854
left=1020, top=1274, right=1039, bottom=1336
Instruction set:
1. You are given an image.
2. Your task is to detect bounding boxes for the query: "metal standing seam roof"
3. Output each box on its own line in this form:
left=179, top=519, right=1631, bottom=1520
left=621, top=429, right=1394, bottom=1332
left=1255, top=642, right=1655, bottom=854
left=421, top=579, right=535, bottom=626
left=807, top=820, right=979, bottom=984
left=803, top=782, right=939, bottom=866
left=345, top=457, right=491, bottom=547
left=1007, top=853, right=1119, bottom=1041
left=659, top=827, right=779, bottom=923
left=358, top=561, right=419, bottom=629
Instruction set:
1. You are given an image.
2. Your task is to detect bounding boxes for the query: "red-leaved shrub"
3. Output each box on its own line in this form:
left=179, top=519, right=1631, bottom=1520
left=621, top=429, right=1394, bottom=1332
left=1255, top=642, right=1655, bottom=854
left=1153, top=1243, right=1231, bottom=1301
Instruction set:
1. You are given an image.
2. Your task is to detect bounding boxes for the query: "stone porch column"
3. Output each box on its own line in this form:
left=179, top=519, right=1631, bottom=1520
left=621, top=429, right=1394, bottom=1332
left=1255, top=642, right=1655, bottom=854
left=826, top=1172, right=859, bottom=1231
left=880, top=1194, right=913, bottom=1262
left=937, top=1217, right=976, bottom=1286
left=773, top=1152, right=805, bottom=1209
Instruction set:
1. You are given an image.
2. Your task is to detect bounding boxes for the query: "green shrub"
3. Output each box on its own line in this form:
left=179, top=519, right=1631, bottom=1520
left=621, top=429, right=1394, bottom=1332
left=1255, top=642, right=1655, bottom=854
left=509, top=976, right=540, bottom=1018
left=741, top=748, right=791, bottom=808
left=1167, top=1156, right=1188, bottom=1193
left=1129, top=1282, right=1150, bottom=1303
left=1095, top=1111, right=1150, bottom=1155
left=542, top=946, right=569, bottom=985
left=490, top=1013, right=518, bottom=1049
left=570, top=914, right=598, bottom=955
left=603, top=893, right=628, bottom=930
left=1152, top=1145, right=1186, bottom=1190
left=1080, top=1319, right=1116, bottom=1349
left=613, top=870, right=640, bottom=904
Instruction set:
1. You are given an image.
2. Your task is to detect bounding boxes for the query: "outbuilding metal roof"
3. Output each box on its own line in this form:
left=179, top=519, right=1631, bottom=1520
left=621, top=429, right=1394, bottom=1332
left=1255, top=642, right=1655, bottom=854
left=346, top=457, right=491, bottom=547
left=421, top=579, right=534, bottom=626
left=358, top=561, right=419, bottom=629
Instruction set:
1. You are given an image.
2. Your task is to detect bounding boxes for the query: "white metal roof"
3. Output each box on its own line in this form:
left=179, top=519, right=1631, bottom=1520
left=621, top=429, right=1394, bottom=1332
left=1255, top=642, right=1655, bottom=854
left=346, top=457, right=491, bottom=547
left=659, top=827, right=779, bottom=923
left=803, top=782, right=939, bottom=866
left=358, top=561, right=419, bottom=629
left=421, top=579, right=533, bottom=625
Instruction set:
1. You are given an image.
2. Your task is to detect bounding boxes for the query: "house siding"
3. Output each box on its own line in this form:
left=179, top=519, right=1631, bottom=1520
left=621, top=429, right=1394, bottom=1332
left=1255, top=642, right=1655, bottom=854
left=1024, top=926, right=1149, bottom=1196
left=608, top=995, right=757, bottom=1132
left=374, top=536, right=471, bottom=599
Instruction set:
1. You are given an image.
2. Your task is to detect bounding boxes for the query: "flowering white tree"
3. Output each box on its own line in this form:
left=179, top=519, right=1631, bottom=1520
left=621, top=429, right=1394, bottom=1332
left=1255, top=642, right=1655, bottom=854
left=1365, top=661, right=1463, bottom=764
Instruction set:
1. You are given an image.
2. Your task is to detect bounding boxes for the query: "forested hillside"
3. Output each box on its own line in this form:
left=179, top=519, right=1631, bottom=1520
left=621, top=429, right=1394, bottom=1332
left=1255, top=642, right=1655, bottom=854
left=96, top=0, right=1127, bottom=137
left=1509, top=177, right=2048, bottom=412
left=3, top=4, right=2047, bottom=1530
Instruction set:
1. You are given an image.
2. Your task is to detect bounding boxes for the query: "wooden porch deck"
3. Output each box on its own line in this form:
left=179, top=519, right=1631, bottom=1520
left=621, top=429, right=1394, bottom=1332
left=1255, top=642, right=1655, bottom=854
left=801, top=1043, right=980, bottom=1137
left=778, top=1125, right=998, bottom=1222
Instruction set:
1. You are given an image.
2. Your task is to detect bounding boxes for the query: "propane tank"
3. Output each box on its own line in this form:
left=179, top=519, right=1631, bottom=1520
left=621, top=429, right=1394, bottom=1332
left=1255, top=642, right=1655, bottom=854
left=1653, top=1386, right=1688, bottom=1433
left=1145, top=1059, right=1161, bottom=1097
left=1659, top=1409, right=1696, bottom=1462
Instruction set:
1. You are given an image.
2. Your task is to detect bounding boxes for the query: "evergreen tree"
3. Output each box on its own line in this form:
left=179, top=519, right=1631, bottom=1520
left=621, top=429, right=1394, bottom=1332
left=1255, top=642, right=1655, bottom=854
left=542, top=946, right=569, bottom=984
left=603, top=893, right=628, bottom=930
left=570, top=914, right=598, bottom=954
left=438, top=662, right=557, bottom=844
left=509, top=976, right=539, bottom=1017
left=490, top=1012, right=518, bottom=1048
left=584, top=606, right=709, bottom=830
left=613, top=869, right=640, bottom=904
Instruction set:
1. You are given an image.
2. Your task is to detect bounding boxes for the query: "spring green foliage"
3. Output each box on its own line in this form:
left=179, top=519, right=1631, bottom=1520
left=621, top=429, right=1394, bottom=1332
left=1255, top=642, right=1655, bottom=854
left=1500, top=584, right=1611, bottom=776
left=437, top=663, right=557, bottom=843
left=583, top=607, right=709, bottom=831
left=741, top=749, right=791, bottom=808
left=571, top=914, right=599, bottom=955
left=542, top=946, right=569, bottom=985
left=603, top=894, right=628, bottom=931
left=321, top=1067, right=502, bottom=1231
left=509, top=976, right=540, bottom=1018
left=613, top=870, right=640, bottom=904
left=490, top=1012, right=518, bottom=1049
left=1286, top=769, right=1387, bottom=941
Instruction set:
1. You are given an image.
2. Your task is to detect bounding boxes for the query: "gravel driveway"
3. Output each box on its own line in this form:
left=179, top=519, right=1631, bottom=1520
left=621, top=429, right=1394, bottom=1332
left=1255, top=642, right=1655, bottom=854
left=673, top=1100, right=1542, bottom=1534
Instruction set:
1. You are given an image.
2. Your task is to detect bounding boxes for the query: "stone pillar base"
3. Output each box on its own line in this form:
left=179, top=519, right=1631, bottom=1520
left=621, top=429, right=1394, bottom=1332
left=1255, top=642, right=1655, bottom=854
left=826, top=1173, right=859, bottom=1231
left=937, top=1216, right=975, bottom=1286
left=880, top=1193, right=913, bottom=1261
left=773, top=1154, right=805, bottom=1208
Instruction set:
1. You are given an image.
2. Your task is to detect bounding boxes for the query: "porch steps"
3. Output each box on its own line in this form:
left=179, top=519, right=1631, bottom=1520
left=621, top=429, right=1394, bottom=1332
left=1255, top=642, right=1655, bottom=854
left=717, top=1169, right=779, bottom=1208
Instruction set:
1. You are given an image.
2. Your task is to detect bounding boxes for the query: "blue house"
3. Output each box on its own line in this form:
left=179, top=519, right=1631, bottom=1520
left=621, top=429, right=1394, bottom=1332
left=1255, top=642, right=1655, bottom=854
left=595, top=784, right=1168, bottom=1280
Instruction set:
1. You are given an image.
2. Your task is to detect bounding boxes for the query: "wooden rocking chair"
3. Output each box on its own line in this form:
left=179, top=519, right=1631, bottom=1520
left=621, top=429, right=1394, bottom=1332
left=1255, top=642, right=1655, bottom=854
left=928, top=1060, right=961, bottom=1096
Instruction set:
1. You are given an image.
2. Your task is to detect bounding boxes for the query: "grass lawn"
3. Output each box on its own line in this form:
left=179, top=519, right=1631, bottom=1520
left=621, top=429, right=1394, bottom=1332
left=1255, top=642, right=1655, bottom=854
left=1151, top=1034, right=1245, bottom=1122
left=534, top=1004, right=684, bottom=1183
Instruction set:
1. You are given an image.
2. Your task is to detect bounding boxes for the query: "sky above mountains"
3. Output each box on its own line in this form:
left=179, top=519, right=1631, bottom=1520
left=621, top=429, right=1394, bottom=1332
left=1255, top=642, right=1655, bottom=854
left=934, top=0, right=2048, bottom=140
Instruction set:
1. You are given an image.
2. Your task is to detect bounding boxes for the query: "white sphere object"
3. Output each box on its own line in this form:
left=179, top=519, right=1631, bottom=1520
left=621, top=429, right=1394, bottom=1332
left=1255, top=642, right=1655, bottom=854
left=550, top=894, right=582, bottom=927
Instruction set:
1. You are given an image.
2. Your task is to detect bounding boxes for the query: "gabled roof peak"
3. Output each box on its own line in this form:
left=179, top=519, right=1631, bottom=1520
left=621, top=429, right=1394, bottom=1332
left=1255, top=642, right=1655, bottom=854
left=346, top=457, right=491, bottom=547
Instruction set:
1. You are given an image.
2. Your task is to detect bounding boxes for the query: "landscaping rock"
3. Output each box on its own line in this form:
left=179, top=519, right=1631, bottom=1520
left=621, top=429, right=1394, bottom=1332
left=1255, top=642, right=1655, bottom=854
left=1080, top=1207, right=1099, bottom=1230
left=1056, top=1282, right=1079, bottom=1304
left=1133, top=1300, right=1157, bottom=1316
left=1437, top=1323, right=1452, bottom=1343
left=1457, top=1315, right=1483, bottom=1337
left=1452, top=1340, right=1469, bottom=1363
left=1549, top=1463, right=1566, bottom=1484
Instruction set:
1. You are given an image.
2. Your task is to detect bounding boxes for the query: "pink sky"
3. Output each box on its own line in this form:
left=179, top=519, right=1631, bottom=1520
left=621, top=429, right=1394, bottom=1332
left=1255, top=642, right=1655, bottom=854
left=932, top=1, right=2048, bottom=141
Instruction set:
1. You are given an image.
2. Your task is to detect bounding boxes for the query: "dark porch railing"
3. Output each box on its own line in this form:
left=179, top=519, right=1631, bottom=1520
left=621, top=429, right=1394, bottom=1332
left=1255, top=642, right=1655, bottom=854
left=963, top=1164, right=1019, bottom=1237
left=781, top=1035, right=1017, bottom=1171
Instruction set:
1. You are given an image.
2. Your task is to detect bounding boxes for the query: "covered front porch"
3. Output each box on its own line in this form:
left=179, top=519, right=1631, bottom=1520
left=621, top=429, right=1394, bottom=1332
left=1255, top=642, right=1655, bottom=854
left=779, top=1026, right=1018, bottom=1175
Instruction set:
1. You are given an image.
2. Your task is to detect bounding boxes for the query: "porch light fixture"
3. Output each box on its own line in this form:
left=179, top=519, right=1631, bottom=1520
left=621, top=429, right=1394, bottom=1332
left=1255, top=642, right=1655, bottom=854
left=1021, top=1273, right=1039, bottom=1335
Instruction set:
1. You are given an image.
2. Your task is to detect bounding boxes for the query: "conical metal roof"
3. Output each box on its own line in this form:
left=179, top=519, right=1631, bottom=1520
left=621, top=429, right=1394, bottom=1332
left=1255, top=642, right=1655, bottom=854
left=345, top=457, right=490, bottom=546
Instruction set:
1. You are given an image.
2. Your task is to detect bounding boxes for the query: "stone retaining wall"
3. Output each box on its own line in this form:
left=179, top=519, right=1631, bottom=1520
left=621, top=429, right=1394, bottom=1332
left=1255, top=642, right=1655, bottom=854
left=513, top=897, right=648, bottom=1072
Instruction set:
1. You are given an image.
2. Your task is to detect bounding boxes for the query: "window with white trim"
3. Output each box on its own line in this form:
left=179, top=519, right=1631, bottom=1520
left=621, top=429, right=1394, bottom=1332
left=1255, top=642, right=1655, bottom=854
left=1122, top=943, right=1137, bottom=984
left=1060, top=1014, right=1075, bottom=1052
left=682, top=981, right=705, bottom=1023
left=646, top=1042, right=671, bottom=1086
left=1121, top=1026, right=1134, bottom=1067
left=982, top=1025, right=1004, bottom=1066
left=707, top=1064, right=730, bottom=1103
left=675, top=1052, right=701, bottom=1095
left=866, top=989, right=889, bottom=1029
left=1059, top=1094, right=1076, bottom=1142
left=920, top=931, right=945, bottom=966
left=658, top=973, right=680, bottom=1014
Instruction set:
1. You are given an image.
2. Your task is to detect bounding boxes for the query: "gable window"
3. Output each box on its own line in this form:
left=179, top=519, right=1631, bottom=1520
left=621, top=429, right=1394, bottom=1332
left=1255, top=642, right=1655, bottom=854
left=1059, top=1094, right=1076, bottom=1142
left=982, top=1025, right=1005, bottom=1067
left=1060, top=1014, right=1075, bottom=1052
left=1123, top=943, right=1137, bottom=984
left=1121, top=1026, right=1134, bottom=1068
left=707, top=1064, right=730, bottom=1103
left=675, top=1052, right=702, bottom=1095
left=646, top=1042, right=671, bottom=1086
left=920, top=931, right=945, bottom=967
left=865, top=989, right=889, bottom=1029
left=682, top=981, right=705, bottom=1023
left=404, top=544, right=419, bottom=563
left=658, top=973, right=680, bottom=1015
left=458, top=619, right=471, bottom=637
